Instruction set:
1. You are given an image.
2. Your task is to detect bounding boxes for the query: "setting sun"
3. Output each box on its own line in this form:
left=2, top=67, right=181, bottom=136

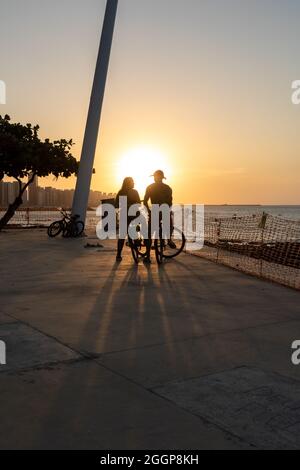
left=116, top=146, right=172, bottom=194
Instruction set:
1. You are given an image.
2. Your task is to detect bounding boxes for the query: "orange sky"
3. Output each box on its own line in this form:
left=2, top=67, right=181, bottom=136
left=1, top=0, right=300, bottom=204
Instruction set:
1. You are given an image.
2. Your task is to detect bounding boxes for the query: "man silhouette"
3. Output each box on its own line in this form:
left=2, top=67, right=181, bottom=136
left=143, top=170, right=176, bottom=263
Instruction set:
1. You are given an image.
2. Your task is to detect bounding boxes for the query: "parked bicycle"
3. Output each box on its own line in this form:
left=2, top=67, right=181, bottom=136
left=129, top=220, right=186, bottom=265
left=47, top=210, right=84, bottom=238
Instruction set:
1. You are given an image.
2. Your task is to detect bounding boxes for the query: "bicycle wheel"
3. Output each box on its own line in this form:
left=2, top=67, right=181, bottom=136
left=154, top=237, right=164, bottom=265
left=162, top=228, right=186, bottom=259
left=62, top=222, right=72, bottom=238
left=135, top=236, right=147, bottom=258
left=74, top=221, right=84, bottom=237
left=47, top=221, right=63, bottom=238
left=129, top=238, right=140, bottom=264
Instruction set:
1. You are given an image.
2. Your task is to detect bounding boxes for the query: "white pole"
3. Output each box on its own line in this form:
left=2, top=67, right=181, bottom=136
left=72, top=0, right=119, bottom=224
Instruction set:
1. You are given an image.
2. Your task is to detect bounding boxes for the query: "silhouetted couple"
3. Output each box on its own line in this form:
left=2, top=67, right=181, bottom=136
left=115, top=170, right=174, bottom=263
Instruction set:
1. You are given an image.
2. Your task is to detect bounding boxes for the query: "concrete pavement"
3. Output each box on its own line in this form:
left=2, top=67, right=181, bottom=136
left=0, top=229, right=299, bottom=449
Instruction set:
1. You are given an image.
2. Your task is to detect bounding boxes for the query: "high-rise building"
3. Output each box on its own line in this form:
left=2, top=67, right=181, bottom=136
left=8, top=182, right=19, bottom=204
left=0, top=181, right=20, bottom=206
left=28, top=174, right=39, bottom=206
left=1, top=179, right=113, bottom=209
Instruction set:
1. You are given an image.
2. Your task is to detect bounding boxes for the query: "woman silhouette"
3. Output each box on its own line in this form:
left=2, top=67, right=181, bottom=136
left=115, top=177, right=141, bottom=261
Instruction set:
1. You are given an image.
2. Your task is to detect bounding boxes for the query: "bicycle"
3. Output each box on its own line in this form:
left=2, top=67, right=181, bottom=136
left=129, top=219, right=186, bottom=265
left=154, top=224, right=186, bottom=265
left=47, top=210, right=85, bottom=238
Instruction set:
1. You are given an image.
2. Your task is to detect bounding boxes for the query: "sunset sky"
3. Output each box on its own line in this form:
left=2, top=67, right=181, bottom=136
left=1, top=0, right=300, bottom=204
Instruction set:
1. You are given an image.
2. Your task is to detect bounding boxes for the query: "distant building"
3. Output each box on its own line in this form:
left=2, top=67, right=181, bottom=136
left=0, top=178, right=114, bottom=209
left=0, top=181, right=20, bottom=206
left=28, top=175, right=39, bottom=206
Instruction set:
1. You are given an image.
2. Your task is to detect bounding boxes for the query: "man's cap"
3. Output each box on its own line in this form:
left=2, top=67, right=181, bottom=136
left=151, top=170, right=166, bottom=179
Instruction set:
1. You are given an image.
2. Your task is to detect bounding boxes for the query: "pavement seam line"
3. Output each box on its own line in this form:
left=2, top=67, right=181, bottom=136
left=94, top=316, right=300, bottom=358
left=2, top=312, right=93, bottom=362
left=91, top=356, right=255, bottom=449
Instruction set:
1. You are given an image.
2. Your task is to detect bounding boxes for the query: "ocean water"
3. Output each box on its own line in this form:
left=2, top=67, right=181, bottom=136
left=203, top=205, right=300, bottom=220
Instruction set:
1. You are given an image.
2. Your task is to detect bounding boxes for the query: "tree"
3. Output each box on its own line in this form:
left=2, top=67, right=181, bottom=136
left=0, top=115, right=79, bottom=230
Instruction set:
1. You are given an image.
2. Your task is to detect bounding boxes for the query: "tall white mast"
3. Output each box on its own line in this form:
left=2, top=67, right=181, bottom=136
left=72, top=0, right=118, bottom=223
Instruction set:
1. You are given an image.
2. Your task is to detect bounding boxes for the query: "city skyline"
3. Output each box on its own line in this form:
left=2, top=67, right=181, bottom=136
left=0, top=178, right=115, bottom=208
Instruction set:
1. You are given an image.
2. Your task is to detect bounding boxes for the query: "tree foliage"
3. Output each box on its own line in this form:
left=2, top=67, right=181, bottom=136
left=0, top=115, right=79, bottom=229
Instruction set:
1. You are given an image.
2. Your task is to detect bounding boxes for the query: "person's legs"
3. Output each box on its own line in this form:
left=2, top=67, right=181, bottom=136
left=144, top=238, right=151, bottom=260
left=143, top=212, right=152, bottom=262
left=168, top=211, right=177, bottom=249
left=116, top=216, right=134, bottom=261
left=116, top=238, right=125, bottom=260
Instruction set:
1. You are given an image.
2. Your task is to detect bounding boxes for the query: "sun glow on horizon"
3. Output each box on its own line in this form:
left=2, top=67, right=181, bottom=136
left=116, top=146, right=172, bottom=194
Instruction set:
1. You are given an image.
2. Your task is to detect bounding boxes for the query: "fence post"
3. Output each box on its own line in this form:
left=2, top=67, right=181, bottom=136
left=259, top=212, right=268, bottom=277
left=216, top=219, right=221, bottom=263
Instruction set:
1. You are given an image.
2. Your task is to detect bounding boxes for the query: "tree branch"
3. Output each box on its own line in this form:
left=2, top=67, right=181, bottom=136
left=15, top=177, right=23, bottom=195
left=14, top=173, right=37, bottom=197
